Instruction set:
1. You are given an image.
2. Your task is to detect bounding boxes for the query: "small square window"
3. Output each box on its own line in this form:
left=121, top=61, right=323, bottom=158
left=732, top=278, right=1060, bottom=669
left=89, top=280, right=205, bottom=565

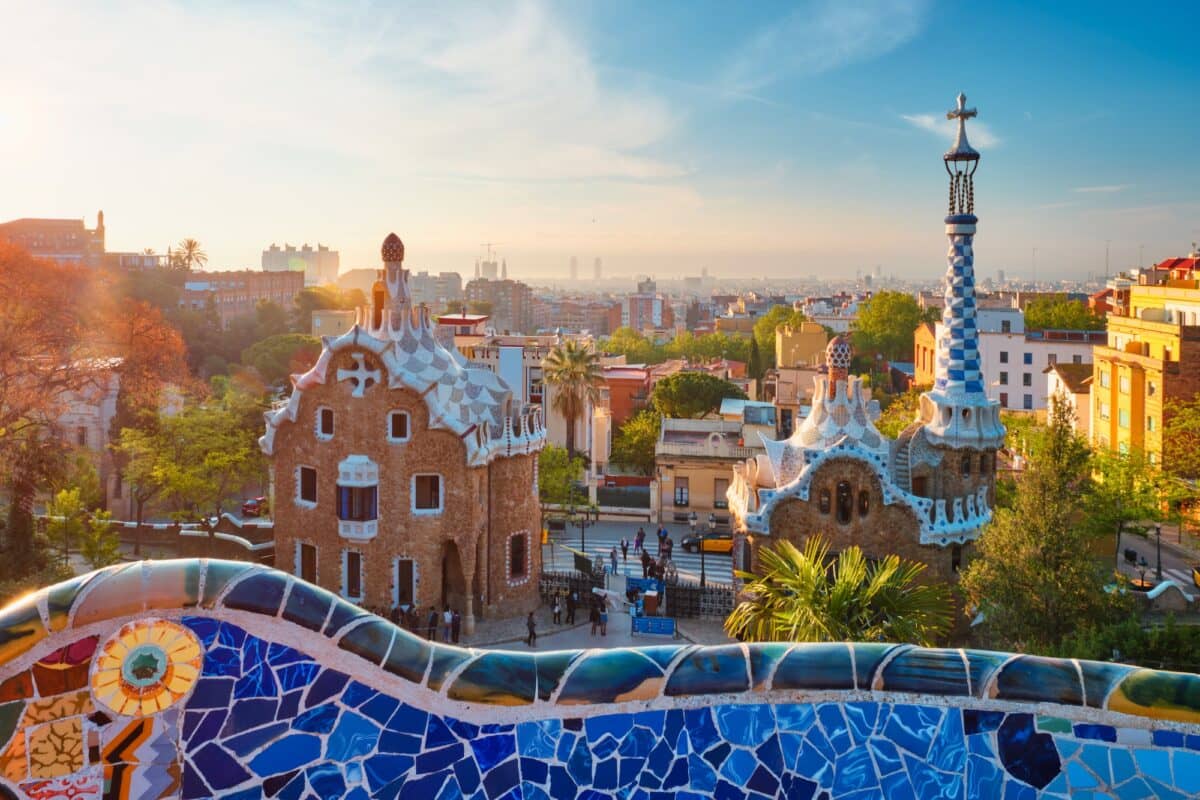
left=317, top=407, right=334, bottom=439
left=1022, top=373, right=1032, bottom=387
left=999, top=371, right=1008, bottom=386
left=1023, top=394, right=1033, bottom=410
left=1023, top=352, right=1033, bottom=365
left=999, top=392, right=1008, bottom=408
left=298, top=466, right=317, bottom=504
left=297, top=542, right=317, bottom=583
left=999, top=351, right=1009, bottom=364
left=673, top=477, right=689, bottom=507
left=392, top=412, right=410, bottom=440
left=1072, top=354, right=1082, bottom=364
left=413, top=475, right=442, bottom=513
left=1047, top=353, right=1057, bottom=366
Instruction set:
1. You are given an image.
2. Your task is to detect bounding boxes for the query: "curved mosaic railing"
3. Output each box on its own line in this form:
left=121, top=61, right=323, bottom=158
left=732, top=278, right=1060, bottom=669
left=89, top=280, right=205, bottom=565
left=1, top=560, right=1198, bottom=799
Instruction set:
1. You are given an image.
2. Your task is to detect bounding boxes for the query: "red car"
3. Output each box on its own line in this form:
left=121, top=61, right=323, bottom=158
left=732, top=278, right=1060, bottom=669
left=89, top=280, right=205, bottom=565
left=241, top=496, right=269, bottom=517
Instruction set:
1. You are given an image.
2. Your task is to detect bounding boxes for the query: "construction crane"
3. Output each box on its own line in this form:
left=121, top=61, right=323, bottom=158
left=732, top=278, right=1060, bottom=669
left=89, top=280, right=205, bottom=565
left=479, top=242, right=503, bottom=259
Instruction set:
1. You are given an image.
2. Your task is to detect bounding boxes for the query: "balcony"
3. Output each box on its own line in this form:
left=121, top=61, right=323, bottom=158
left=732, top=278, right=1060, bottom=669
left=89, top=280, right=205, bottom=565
left=338, top=519, right=378, bottom=541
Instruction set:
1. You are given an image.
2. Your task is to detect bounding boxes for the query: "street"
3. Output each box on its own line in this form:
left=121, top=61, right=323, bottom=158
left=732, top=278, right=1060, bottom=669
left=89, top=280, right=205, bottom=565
left=543, top=519, right=734, bottom=586
left=1115, top=529, right=1199, bottom=590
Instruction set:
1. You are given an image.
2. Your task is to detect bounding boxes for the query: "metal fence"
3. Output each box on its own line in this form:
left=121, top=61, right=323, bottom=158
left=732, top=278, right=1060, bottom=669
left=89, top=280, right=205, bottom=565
left=539, top=570, right=604, bottom=605
left=665, top=580, right=737, bottom=619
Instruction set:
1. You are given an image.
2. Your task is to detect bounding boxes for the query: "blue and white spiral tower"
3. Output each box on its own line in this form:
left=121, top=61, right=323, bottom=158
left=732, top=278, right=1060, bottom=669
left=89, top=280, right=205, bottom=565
left=920, top=94, right=1004, bottom=448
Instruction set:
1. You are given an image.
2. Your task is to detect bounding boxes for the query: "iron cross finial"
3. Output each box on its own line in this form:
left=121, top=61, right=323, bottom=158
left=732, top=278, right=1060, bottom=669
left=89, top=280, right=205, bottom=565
left=947, top=92, right=977, bottom=122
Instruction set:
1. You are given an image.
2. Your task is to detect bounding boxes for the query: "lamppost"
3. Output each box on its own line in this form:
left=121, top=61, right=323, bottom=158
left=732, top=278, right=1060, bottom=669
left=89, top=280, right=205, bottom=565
left=569, top=502, right=598, bottom=557
left=1155, top=524, right=1163, bottom=583
left=705, top=512, right=716, bottom=588
left=688, top=511, right=698, bottom=583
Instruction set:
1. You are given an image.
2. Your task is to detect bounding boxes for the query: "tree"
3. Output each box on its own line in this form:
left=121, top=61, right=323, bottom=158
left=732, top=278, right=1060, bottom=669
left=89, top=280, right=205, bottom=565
left=853, top=290, right=924, bottom=362
left=291, top=286, right=365, bottom=332
left=610, top=410, right=661, bottom=476
left=45, top=488, right=87, bottom=569
left=241, top=333, right=321, bottom=385
left=538, top=444, right=585, bottom=510
left=176, top=238, right=207, bottom=271
left=542, top=340, right=604, bottom=459
left=651, top=372, right=746, bottom=419
left=1087, top=450, right=1165, bottom=568
left=467, top=300, right=494, bottom=316
left=874, top=389, right=922, bottom=439
left=78, top=510, right=121, bottom=570
left=725, top=536, right=951, bottom=645
left=1023, top=297, right=1105, bottom=332
left=603, top=327, right=661, bottom=364
left=747, top=338, right=764, bottom=387
left=959, top=398, right=1127, bottom=652
left=1163, top=392, right=1200, bottom=482
left=752, top=305, right=806, bottom=371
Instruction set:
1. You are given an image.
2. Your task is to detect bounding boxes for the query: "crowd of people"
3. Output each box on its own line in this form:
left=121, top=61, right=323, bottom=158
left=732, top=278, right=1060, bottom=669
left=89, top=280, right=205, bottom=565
left=368, top=603, right=465, bottom=644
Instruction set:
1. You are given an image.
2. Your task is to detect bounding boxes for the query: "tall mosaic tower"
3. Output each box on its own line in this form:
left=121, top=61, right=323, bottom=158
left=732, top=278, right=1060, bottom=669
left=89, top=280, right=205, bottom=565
left=920, top=93, right=1005, bottom=449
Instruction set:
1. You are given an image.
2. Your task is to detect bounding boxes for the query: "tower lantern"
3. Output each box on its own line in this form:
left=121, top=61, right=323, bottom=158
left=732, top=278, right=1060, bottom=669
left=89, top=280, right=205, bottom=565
left=944, top=92, right=980, bottom=217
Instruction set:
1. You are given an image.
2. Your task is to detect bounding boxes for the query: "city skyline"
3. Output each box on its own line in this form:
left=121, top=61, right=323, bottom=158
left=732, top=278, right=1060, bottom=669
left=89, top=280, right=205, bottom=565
left=2, top=1, right=1197, bottom=280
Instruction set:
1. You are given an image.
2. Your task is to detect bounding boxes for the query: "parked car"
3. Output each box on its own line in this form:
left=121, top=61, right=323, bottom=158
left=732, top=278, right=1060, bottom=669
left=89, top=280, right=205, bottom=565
left=241, top=496, right=268, bottom=517
left=681, top=531, right=733, bottom=554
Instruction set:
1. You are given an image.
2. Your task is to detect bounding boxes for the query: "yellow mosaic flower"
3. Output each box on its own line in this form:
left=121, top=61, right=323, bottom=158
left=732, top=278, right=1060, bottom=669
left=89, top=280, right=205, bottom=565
left=91, top=619, right=202, bottom=717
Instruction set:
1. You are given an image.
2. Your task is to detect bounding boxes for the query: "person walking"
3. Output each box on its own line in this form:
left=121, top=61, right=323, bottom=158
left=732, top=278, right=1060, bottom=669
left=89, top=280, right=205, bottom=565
left=441, top=606, right=453, bottom=643
left=566, top=590, right=577, bottom=624
left=663, top=535, right=674, bottom=560
left=657, top=526, right=666, bottom=556
left=425, top=607, right=438, bottom=641
left=589, top=603, right=600, bottom=636
left=610, top=546, right=618, bottom=576
left=641, top=549, right=652, bottom=579
left=552, top=594, right=562, bottom=625
left=526, top=612, right=537, bottom=648
left=451, top=610, right=461, bottom=643
left=620, top=538, right=629, bottom=563
left=599, top=601, right=609, bottom=636
left=634, top=528, right=644, bottom=553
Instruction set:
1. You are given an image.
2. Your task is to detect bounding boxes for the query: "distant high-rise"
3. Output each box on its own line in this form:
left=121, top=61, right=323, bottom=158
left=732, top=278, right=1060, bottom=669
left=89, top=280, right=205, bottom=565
left=501, top=259, right=508, bottom=280
left=997, top=269, right=1006, bottom=284
left=593, top=257, right=602, bottom=280
left=262, top=242, right=339, bottom=285
left=479, top=259, right=499, bottom=280
left=569, top=256, right=578, bottom=281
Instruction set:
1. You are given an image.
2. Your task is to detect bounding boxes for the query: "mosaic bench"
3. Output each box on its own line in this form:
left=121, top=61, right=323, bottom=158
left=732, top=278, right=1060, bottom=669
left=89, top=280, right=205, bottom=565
left=0, top=559, right=1197, bottom=799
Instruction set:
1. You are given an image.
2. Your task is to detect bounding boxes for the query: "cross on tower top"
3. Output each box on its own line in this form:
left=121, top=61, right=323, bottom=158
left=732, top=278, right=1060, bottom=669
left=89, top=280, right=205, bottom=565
left=944, top=92, right=980, bottom=162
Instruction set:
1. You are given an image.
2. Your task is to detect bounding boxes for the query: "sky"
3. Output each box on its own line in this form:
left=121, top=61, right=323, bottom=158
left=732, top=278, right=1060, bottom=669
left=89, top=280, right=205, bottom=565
left=1, top=0, right=1198, bottom=282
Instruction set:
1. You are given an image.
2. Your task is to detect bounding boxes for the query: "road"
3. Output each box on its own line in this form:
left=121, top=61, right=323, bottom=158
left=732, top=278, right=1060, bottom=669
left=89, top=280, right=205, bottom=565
left=543, top=519, right=734, bottom=586
left=1115, top=530, right=1198, bottom=589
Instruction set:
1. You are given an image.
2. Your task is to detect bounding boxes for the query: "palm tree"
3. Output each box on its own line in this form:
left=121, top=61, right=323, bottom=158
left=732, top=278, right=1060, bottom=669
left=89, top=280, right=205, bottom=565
left=725, top=536, right=951, bottom=645
left=542, top=340, right=603, bottom=459
left=176, top=238, right=207, bottom=271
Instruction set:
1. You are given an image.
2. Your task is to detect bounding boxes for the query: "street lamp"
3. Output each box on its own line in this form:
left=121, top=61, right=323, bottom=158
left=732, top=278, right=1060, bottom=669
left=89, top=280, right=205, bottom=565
left=705, top=512, right=716, bottom=588
left=1155, top=524, right=1162, bottom=583
left=569, top=502, right=598, bottom=557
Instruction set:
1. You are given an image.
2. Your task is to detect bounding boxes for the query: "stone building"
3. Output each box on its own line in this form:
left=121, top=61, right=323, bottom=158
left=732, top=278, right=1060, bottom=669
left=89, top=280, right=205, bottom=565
left=262, top=233, right=546, bottom=632
left=728, top=94, right=1004, bottom=586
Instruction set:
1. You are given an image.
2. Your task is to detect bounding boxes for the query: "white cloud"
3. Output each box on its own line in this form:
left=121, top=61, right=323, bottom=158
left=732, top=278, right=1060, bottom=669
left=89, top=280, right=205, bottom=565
left=901, top=113, right=1001, bottom=149
left=1072, top=185, right=1130, bottom=193
left=719, top=0, right=930, bottom=94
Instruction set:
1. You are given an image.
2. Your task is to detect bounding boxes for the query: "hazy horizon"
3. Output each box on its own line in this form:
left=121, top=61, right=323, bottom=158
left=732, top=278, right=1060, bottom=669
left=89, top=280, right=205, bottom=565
left=3, top=2, right=1197, bottom=281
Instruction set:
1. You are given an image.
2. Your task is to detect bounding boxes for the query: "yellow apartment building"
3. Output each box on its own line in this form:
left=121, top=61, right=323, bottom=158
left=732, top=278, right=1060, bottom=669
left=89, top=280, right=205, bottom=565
left=1090, top=255, right=1200, bottom=466
left=775, top=321, right=829, bottom=368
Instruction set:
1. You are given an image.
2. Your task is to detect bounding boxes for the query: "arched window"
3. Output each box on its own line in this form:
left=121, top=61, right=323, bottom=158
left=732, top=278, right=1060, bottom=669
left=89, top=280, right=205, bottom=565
left=858, top=490, right=870, bottom=517
left=961, top=454, right=971, bottom=477
left=818, top=489, right=831, bottom=514
left=836, top=482, right=853, bottom=524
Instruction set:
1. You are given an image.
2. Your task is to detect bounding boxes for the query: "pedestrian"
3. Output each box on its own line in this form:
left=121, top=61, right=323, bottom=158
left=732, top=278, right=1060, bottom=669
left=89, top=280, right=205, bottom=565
left=610, top=546, right=618, bottom=576
left=664, top=535, right=674, bottom=560
left=620, top=538, right=629, bottom=562
left=641, top=549, right=652, bottom=578
left=426, top=607, right=438, bottom=641
left=388, top=604, right=401, bottom=626
left=441, top=606, right=453, bottom=643
left=552, top=594, right=562, bottom=625
left=589, top=603, right=600, bottom=636
left=566, top=590, right=577, bottom=624
left=451, top=610, right=461, bottom=644
left=526, top=612, right=537, bottom=647
left=634, top=527, right=644, bottom=553
left=657, top=526, right=666, bottom=556
left=599, top=603, right=609, bottom=636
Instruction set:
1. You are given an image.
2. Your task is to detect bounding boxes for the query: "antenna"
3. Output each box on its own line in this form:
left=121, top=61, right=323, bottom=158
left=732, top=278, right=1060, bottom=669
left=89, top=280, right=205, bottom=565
left=479, top=242, right=503, bottom=260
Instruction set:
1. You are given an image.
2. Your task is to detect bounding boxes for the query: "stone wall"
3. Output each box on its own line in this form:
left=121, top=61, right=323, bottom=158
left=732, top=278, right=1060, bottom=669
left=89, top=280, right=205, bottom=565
left=1, top=561, right=1198, bottom=799
left=762, top=458, right=962, bottom=584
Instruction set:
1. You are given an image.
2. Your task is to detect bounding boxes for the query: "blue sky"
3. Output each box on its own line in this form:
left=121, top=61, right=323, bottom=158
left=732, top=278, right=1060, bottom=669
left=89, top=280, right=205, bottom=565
left=1, top=1, right=1197, bottom=280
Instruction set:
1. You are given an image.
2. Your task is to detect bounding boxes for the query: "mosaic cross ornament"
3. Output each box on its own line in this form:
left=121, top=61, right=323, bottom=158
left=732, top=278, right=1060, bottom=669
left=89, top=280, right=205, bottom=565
left=336, top=352, right=380, bottom=398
